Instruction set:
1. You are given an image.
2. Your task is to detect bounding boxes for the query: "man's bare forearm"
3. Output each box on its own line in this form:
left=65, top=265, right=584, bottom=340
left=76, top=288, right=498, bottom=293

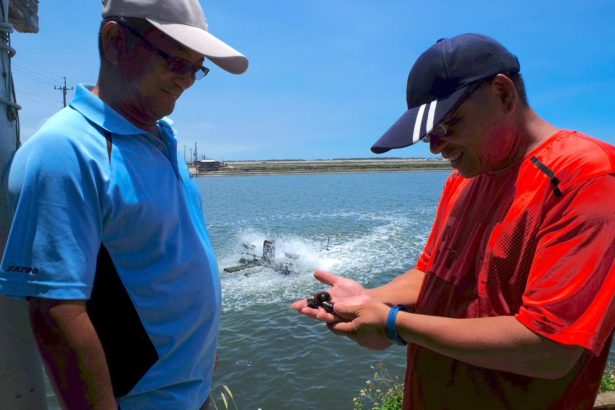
left=29, top=299, right=117, bottom=410
left=367, top=267, right=426, bottom=307
left=396, top=313, right=583, bottom=379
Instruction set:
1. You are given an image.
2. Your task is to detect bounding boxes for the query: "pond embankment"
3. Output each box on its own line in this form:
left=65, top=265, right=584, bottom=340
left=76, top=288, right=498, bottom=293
left=194, top=158, right=452, bottom=176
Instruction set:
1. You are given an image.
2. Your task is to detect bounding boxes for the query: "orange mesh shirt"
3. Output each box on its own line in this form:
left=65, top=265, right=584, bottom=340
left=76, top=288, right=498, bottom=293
left=406, top=131, right=615, bottom=410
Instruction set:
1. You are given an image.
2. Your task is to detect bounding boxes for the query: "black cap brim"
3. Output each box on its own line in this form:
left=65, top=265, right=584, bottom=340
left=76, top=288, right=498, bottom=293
left=371, top=85, right=469, bottom=154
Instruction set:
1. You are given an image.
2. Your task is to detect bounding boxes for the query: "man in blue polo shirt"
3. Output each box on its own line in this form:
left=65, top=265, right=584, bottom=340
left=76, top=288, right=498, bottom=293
left=0, top=0, right=247, bottom=408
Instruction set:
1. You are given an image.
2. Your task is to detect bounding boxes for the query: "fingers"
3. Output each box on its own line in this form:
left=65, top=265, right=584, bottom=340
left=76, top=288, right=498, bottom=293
left=327, top=320, right=354, bottom=335
left=304, top=302, right=356, bottom=326
left=313, top=269, right=339, bottom=286
left=299, top=306, right=340, bottom=323
left=331, top=302, right=356, bottom=320
left=292, top=270, right=358, bottom=323
left=291, top=299, right=307, bottom=312
left=291, top=299, right=342, bottom=323
left=328, top=318, right=355, bottom=333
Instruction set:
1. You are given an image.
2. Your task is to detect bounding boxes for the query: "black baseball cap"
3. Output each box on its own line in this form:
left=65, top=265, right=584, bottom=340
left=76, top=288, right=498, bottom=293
left=371, top=33, right=520, bottom=153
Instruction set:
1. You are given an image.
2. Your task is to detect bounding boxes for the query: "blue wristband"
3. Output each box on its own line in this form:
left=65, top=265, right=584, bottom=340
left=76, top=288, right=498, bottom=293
left=386, top=305, right=407, bottom=346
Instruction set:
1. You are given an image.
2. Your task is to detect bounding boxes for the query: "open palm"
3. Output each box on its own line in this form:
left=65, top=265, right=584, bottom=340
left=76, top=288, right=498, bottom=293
left=292, top=269, right=372, bottom=322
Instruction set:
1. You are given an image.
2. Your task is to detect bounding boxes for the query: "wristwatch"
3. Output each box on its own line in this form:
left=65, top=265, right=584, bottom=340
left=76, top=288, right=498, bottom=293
left=386, top=305, right=407, bottom=346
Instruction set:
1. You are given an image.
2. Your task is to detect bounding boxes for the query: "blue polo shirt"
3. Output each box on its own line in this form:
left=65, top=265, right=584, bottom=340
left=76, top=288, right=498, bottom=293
left=0, top=84, right=221, bottom=410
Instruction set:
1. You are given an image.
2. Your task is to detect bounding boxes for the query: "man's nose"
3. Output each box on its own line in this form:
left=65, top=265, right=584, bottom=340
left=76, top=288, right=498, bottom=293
left=176, top=71, right=196, bottom=91
left=429, top=135, right=446, bottom=154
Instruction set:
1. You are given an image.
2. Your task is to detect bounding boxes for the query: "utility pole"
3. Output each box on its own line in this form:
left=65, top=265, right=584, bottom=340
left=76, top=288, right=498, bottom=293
left=54, top=76, right=73, bottom=107
left=194, top=141, right=198, bottom=164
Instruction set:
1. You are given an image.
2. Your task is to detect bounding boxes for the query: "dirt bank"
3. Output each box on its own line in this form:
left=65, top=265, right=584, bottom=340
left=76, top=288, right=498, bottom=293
left=194, top=159, right=452, bottom=176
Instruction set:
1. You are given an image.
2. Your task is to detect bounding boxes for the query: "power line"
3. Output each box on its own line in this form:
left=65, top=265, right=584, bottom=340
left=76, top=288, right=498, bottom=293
left=12, top=69, right=57, bottom=88
left=12, top=55, right=64, bottom=80
left=15, top=88, right=59, bottom=108
left=12, top=62, right=60, bottom=85
left=16, top=88, right=53, bottom=99
left=16, top=94, right=60, bottom=109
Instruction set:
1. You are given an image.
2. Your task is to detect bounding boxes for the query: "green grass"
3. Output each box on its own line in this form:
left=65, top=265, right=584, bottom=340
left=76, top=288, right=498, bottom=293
left=353, top=363, right=404, bottom=410
left=600, top=362, right=615, bottom=393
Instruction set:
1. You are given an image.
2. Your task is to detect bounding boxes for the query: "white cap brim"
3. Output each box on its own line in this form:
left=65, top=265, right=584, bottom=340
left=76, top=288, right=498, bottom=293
left=147, top=20, right=248, bottom=74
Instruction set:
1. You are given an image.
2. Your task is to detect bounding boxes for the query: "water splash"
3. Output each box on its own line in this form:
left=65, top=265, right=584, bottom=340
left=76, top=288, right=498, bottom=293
left=218, top=211, right=430, bottom=312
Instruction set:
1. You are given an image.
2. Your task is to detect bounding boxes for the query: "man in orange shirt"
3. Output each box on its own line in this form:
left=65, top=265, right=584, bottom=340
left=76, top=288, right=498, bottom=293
left=293, top=33, right=615, bottom=409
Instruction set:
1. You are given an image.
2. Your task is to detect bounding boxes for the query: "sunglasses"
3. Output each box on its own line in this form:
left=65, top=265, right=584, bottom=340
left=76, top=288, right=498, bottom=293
left=423, top=80, right=486, bottom=143
left=117, top=20, right=210, bottom=81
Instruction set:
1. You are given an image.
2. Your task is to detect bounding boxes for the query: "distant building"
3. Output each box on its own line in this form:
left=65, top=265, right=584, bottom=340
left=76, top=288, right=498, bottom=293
left=196, top=159, right=225, bottom=171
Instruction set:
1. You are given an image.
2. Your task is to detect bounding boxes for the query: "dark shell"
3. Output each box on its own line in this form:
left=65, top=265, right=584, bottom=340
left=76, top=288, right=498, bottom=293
left=314, top=291, right=331, bottom=303
left=306, top=298, right=319, bottom=309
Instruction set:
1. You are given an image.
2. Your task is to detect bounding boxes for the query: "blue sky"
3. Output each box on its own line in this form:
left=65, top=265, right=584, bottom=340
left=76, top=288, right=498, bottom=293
left=11, top=1, right=615, bottom=160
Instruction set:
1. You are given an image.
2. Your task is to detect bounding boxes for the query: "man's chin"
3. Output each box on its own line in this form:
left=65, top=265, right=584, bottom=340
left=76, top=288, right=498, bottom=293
left=154, top=103, right=176, bottom=120
left=454, top=164, right=480, bottom=178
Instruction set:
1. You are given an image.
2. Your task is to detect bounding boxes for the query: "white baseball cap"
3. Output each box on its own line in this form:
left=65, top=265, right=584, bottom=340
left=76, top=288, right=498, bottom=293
left=102, top=0, right=248, bottom=74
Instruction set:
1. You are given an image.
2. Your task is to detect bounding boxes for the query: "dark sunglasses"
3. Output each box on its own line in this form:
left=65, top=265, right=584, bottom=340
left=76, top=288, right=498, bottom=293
left=423, top=80, right=487, bottom=143
left=117, top=19, right=209, bottom=80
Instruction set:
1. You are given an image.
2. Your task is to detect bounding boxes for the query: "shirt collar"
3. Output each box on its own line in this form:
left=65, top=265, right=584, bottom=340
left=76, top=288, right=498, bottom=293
left=69, top=84, right=174, bottom=137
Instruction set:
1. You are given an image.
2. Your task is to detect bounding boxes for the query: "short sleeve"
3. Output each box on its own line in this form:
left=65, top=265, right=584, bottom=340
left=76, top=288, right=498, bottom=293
left=516, top=174, right=615, bottom=354
left=0, top=132, right=104, bottom=299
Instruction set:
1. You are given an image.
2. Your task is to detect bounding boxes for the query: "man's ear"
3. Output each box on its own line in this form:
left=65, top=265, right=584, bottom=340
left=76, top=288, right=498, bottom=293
left=491, top=74, right=517, bottom=113
left=100, top=21, right=127, bottom=65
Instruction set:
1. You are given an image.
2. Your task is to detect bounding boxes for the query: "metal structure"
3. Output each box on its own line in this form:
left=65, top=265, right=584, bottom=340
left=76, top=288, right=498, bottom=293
left=223, top=240, right=300, bottom=276
left=0, top=1, right=47, bottom=408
